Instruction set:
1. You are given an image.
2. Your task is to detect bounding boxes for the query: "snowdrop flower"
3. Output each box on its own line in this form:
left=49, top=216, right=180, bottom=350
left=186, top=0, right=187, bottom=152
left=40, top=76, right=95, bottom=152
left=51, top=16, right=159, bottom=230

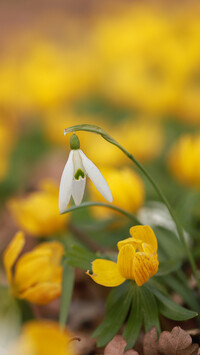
left=59, top=134, right=113, bottom=213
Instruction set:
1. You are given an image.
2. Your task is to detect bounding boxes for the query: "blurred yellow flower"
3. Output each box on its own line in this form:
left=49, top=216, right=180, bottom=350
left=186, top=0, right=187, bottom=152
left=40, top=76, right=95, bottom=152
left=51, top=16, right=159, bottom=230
left=0, top=4, right=200, bottom=121
left=8, top=180, right=68, bottom=237
left=167, top=133, right=200, bottom=188
left=8, top=320, right=77, bottom=355
left=3, top=231, right=64, bottom=305
left=0, top=37, right=96, bottom=112
left=87, top=225, right=159, bottom=287
left=94, top=4, right=200, bottom=118
left=119, top=119, right=165, bottom=163
left=94, top=6, right=174, bottom=114
left=0, top=118, right=15, bottom=181
left=88, top=167, right=145, bottom=219
left=42, top=112, right=124, bottom=168
left=43, top=111, right=164, bottom=166
left=42, top=112, right=107, bottom=148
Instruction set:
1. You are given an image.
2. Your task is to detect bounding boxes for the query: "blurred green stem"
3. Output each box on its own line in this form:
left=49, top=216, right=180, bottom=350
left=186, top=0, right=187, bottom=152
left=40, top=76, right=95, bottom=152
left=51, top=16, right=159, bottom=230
left=64, top=124, right=200, bottom=294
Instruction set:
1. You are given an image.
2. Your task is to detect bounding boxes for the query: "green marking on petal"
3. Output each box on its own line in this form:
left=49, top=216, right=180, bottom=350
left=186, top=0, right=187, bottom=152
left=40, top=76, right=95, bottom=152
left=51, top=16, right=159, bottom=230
left=74, top=169, right=85, bottom=180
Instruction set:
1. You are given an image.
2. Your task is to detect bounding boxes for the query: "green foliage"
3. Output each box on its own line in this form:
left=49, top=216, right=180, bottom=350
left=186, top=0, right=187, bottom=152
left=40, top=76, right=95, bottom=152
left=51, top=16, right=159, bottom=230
left=65, top=245, right=103, bottom=272
left=59, top=263, right=75, bottom=329
left=123, top=283, right=143, bottom=349
left=0, top=124, right=49, bottom=203
left=64, top=230, right=198, bottom=347
left=92, top=282, right=133, bottom=347
left=91, top=279, right=198, bottom=348
left=140, top=285, right=161, bottom=333
left=162, top=271, right=200, bottom=316
left=156, top=259, right=181, bottom=276
left=155, top=226, right=185, bottom=261
left=0, top=287, right=21, bottom=347
left=151, top=287, right=198, bottom=321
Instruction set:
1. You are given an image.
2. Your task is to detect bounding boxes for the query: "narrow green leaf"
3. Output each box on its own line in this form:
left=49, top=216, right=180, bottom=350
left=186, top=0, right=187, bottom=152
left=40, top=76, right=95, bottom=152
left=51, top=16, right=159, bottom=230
left=92, top=283, right=125, bottom=339
left=154, top=227, right=185, bottom=261
left=65, top=245, right=97, bottom=271
left=65, top=245, right=116, bottom=272
left=92, top=282, right=133, bottom=347
left=59, top=262, right=75, bottom=329
left=140, top=285, right=160, bottom=333
left=156, top=259, right=181, bottom=276
left=149, top=279, right=168, bottom=296
left=92, top=284, right=124, bottom=339
left=123, top=283, right=143, bottom=349
left=163, top=272, right=200, bottom=316
left=152, top=287, right=198, bottom=321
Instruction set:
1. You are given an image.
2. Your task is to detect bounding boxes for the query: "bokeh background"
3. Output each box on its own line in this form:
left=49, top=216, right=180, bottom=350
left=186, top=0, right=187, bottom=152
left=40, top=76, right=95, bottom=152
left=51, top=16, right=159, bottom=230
left=0, top=0, right=200, bottom=354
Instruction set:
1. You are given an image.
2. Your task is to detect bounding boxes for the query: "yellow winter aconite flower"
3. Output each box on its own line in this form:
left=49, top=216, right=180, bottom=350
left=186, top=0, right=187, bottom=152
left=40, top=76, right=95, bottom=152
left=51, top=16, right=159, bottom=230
left=87, top=225, right=159, bottom=287
left=8, top=320, right=77, bottom=355
left=167, top=134, right=200, bottom=188
left=0, top=34, right=96, bottom=112
left=0, top=118, right=15, bottom=181
left=88, top=167, right=145, bottom=219
left=3, top=231, right=64, bottom=305
left=8, top=180, right=68, bottom=237
left=94, top=3, right=200, bottom=119
left=42, top=111, right=109, bottom=152
left=119, top=119, right=164, bottom=163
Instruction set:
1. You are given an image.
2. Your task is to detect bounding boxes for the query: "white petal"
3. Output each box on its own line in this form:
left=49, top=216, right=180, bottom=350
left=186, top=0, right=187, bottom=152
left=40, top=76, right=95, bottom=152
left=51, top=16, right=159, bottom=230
left=79, top=150, right=113, bottom=203
left=59, top=151, right=74, bottom=213
left=72, top=177, right=86, bottom=205
left=73, top=149, right=85, bottom=173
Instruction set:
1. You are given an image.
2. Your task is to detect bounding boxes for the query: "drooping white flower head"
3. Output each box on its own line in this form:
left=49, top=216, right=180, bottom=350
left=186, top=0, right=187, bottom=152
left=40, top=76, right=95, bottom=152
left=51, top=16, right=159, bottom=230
left=59, top=134, right=113, bottom=213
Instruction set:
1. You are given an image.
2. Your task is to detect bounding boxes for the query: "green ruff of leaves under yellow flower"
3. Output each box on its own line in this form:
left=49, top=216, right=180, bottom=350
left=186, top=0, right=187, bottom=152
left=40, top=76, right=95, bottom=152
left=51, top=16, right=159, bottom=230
left=87, top=225, right=159, bottom=287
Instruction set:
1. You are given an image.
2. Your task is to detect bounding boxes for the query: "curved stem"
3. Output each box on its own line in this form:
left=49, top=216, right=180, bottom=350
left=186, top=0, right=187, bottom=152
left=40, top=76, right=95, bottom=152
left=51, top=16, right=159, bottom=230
left=64, top=124, right=200, bottom=294
left=61, top=201, right=141, bottom=225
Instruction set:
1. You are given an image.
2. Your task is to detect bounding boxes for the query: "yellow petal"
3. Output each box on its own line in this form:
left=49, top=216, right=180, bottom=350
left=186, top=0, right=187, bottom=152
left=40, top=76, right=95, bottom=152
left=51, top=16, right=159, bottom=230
left=133, top=252, right=159, bottom=286
left=3, top=231, right=25, bottom=284
left=35, top=241, right=64, bottom=265
left=18, top=282, right=62, bottom=305
left=117, top=244, right=135, bottom=280
left=117, top=237, right=138, bottom=251
left=14, top=243, right=63, bottom=292
left=8, top=185, right=68, bottom=237
left=142, top=243, right=155, bottom=255
left=129, top=225, right=158, bottom=252
left=39, top=179, right=58, bottom=194
left=11, top=320, right=76, bottom=355
left=87, top=259, right=125, bottom=287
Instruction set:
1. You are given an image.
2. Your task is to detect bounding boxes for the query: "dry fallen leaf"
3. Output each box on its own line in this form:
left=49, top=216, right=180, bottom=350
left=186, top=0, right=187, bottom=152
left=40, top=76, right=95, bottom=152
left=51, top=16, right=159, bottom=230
left=104, top=335, right=138, bottom=355
left=143, top=327, right=158, bottom=355
left=74, top=333, right=96, bottom=355
left=158, top=326, right=199, bottom=355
